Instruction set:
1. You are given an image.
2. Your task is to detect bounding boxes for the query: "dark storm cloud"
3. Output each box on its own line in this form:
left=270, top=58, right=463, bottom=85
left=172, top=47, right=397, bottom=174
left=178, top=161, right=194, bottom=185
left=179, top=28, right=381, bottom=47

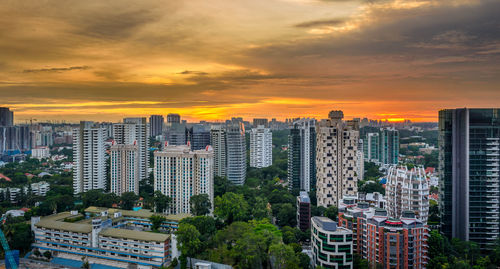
left=177, top=70, right=209, bottom=75
left=294, top=19, right=345, bottom=28
left=23, top=66, right=90, bottom=73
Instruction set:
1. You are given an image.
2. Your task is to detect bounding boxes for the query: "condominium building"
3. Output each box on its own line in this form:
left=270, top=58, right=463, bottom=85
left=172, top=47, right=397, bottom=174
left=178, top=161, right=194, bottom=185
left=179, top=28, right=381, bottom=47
left=363, top=128, right=399, bottom=165
left=288, top=118, right=316, bottom=192
left=110, top=143, right=140, bottom=195
left=386, top=166, right=429, bottom=223
left=225, top=123, right=246, bottom=185
left=149, top=115, right=164, bottom=138
left=166, top=113, right=181, bottom=126
left=113, top=118, right=149, bottom=181
left=31, top=146, right=50, bottom=159
left=297, top=191, right=311, bottom=232
left=250, top=125, right=272, bottom=168
left=0, top=125, right=32, bottom=153
left=210, top=125, right=226, bottom=178
left=338, top=205, right=428, bottom=268
left=0, top=107, right=13, bottom=127
left=32, top=207, right=190, bottom=269
left=253, top=118, right=268, bottom=128
left=439, top=108, right=500, bottom=249
left=357, top=139, right=364, bottom=181
left=363, top=132, right=380, bottom=163
left=316, top=111, right=360, bottom=207
left=27, top=181, right=50, bottom=196
left=311, top=216, right=353, bottom=269
left=73, top=121, right=106, bottom=194
left=154, top=145, right=214, bottom=214
left=165, top=123, right=187, bottom=146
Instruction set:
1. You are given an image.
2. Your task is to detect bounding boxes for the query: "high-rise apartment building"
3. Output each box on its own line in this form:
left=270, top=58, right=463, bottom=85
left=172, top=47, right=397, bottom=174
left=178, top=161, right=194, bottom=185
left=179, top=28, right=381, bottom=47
left=316, top=111, right=360, bottom=207
left=189, top=124, right=210, bottom=150
left=165, top=123, right=187, bottom=146
left=113, top=118, right=149, bottom=181
left=0, top=125, right=31, bottom=153
left=167, top=113, right=181, bottom=126
left=225, top=123, right=246, bottom=185
left=250, top=125, right=272, bottom=168
left=439, top=108, right=500, bottom=249
left=253, top=118, right=268, bottom=128
left=149, top=115, right=164, bottom=138
left=386, top=166, right=429, bottom=223
left=73, top=121, right=106, bottom=194
left=110, top=143, right=139, bottom=195
left=311, top=216, right=353, bottom=269
left=363, top=128, right=399, bottom=165
left=363, top=132, right=379, bottom=163
left=288, top=118, right=316, bottom=192
left=0, top=107, right=13, bottom=127
left=154, top=145, right=214, bottom=214
left=297, top=191, right=311, bottom=232
left=210, top=125, right=227, bottom=178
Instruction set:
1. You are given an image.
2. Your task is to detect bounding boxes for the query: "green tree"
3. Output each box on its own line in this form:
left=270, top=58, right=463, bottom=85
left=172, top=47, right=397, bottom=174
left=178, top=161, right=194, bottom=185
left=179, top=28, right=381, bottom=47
left=190, top=194, right=211, bottom=216
left=121, top=192, right=138, bottom=210
left=150, top=215, right=166, bottom=232
left=214, top=192, right=249, bottom=224
left=153, top=191, right=171, bottom=213
left=324, top=206, right=338, bottom=221
left=269, top=243, right=299, bottom=269
left=277, top=203, right=296, bottom=227
left=297, top=252, right=310, bottom=269
left=176, top=223, right=201, bottom=267
left=252, top=197, right=271, bottom=221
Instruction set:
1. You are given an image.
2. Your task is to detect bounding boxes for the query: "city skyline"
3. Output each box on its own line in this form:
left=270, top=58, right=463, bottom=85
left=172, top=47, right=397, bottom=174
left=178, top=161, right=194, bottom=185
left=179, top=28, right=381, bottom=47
left=1, top=0, right=499, bottom=123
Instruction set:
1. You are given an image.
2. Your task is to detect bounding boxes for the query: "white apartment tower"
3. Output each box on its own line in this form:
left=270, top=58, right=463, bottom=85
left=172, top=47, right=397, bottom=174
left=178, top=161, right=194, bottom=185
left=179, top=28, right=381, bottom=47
left=316, top=111, right=360, bottom=207
left=386, top=166, right=429, bottom=223
left=73, top=121, right=106, bottom=194
left=154, top=144, right=214, bottom=214
left=110, top=143, right=139, bottom=196
left=210, top=125, right=227, bottom=178
left=113, top=118, right=149, bottom=181
left=250, top=125, right=272, bottom=168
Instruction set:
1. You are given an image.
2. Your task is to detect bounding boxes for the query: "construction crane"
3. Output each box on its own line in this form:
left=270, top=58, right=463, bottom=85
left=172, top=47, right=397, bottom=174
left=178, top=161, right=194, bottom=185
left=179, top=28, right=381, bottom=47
left=0, top=215, right=17, bottom=269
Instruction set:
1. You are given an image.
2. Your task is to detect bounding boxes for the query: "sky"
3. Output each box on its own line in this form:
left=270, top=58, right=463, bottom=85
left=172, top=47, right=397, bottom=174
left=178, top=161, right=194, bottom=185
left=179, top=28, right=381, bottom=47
left=0, top=0, right=499, bottom=123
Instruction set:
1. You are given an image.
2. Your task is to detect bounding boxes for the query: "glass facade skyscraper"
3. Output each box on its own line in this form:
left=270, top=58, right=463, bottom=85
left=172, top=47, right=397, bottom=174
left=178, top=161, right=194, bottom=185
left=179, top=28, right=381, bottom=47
left=439, top=108, right=500, bottom=249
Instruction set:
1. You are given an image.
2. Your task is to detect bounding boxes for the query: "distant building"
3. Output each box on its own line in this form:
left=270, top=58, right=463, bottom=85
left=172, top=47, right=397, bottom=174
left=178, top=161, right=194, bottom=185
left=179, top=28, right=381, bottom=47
left=363, top=132, right=379, bottom=163
left=0, top=107, right=13, bottom=127
left=296, top=191, right=311, bottom=232
left=189, top=124, right=210, bottom=150
left=386, top=166, right=429, bottom=223
left=110, top=143, right=139, bottom=196
left=439, top=108, right=500, bottom=249
left=154, top=145, right=214, bottom=214
left=363, top=128, right=399, bottom=165
left=28, top=181, right=50, bottom=196
left=149, top=115, right=164, bottom=138
left=165, top=123, right=187, bottom=146
left=210, top=123, right=246, bottom=185
left=316, top=111, right=360, bottom=207
left=167, top=113, right=181, bottom=126
left=73, top=121, right=106, bottom=194
left=210, top=125, right=227, bottom=178
left=0, top=125, right=32, bottom=153
left=113, top=118, right=149, bottom=181
left=250, top=125, right=272, bottom=168
left=31, top=147, right=50, bottom=159
left=252, top=118, right=268, bottom=128
left=288, top=118, right=316, bottom=192
left=311, top=216, right=353, bottom=269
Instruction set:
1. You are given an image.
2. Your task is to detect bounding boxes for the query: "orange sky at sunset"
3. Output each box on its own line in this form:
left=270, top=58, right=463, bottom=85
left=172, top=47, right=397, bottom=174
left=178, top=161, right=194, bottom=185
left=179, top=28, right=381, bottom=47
left=1, top=0, right=499, bottom=123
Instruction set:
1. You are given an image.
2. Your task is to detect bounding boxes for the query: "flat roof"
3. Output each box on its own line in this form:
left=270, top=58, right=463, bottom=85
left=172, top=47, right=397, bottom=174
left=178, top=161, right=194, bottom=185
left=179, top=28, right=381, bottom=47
left=35, top=212, right=92, bottom=234
left=100, top=228, right=169, bottom=242
left=85, top=207, right=191, bottom=221
left=298, top=191, right=310, bottom=203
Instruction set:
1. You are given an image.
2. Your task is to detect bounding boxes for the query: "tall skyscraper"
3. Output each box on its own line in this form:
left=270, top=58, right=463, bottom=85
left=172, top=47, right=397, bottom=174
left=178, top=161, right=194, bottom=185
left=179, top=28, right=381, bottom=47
left=439, top=108, right=500, bottom=249
left=189, top=124, right=210, bottom=150
left=210, top=125, right=227, bottom=178
left=110, top=143, right=139, bottom=195
left=73, top=121, right=106, bottom=194
left=113, top=118, right=149, bottom=181
left=250, top=125, right=272, bottom=168
left=288, top=118, right=316, bottom=192
left=225, top=123, right=246, bottom=185
left=316, top=111, right=360, bottom=207
left=379, top=127, right=399, bottom=165
left=149, top=115, right=164, bottom=138
left=386, top=166, right=429, bottom=223
left=154, top=144, right=214, bottom=214
left=165, top=123, right=187, bottom=145
left=167, top=113, right=181, bottom=126
left=0, top=107, right=13, bottom=126
left=363, top=132, right=380, bottom=163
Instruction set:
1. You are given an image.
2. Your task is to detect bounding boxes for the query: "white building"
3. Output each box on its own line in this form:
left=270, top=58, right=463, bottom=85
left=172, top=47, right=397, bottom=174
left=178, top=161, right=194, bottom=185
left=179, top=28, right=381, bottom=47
left=110, top=143, right=139, bottom=196
left=386, top=166, right=429, bottom=223
left=28, top=181, right=50, bottom=196
left=31, top=146, right=50, bottom=159
left=73, top=121, right=106, bottom=194
left=316, top=111, right=360, bottom=207
left=113, top=118, right=149, bottom=181
left=210, top=123, right=246, bottom=185
left=250, top=125, right=272, bottom=168
left=154, top=144, right=214, bottom=214
left=210, top=125, right=226, bottom=178
left=311, top=216, right=353, bottom=269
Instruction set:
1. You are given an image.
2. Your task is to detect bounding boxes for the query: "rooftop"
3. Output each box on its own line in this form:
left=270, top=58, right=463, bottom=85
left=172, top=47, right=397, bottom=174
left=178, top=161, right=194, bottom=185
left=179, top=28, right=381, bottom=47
left=298, top=191, right=310, bottom=203
left=100, top=228, right=169, bottom=242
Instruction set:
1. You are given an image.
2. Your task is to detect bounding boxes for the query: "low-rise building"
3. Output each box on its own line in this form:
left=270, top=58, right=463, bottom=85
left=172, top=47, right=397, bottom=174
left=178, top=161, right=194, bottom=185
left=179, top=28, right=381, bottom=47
left=32, top=207, right=190, bottom=268
left=31, top=147, right=51, bottom=159
left=297, top=191, right=311, bottom=232
left=311, top=216, right=353, bottom=269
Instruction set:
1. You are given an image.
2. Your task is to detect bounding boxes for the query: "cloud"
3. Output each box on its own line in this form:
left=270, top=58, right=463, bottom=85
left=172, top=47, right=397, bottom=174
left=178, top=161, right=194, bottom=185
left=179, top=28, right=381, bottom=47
left=294, top=18, right=345, bottom=28
left=23, top=66, right=90, bottom=73
left=177, top=70, right=209, bottom=75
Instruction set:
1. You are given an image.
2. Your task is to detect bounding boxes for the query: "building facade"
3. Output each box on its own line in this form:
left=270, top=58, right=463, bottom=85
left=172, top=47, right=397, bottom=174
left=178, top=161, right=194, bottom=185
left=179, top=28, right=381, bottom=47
left=0, top=107, right=13, bottom=127
left=210, top=125, right=227, bottom=178
left=250, top=125, right=272, bottom=168
left=113, top=118, right=149, bottom=181
left=73, top=121, right=106, bottom=194
left=149, top=115, right=164, bottom=138
left=379, top=128, right=399, bottom=165
left=386, top=166, right=429, bottom=223
left=154, top=145, right=214, bottom=214
left=110, top=143, right=140, bottom=196
left=288, top=118, right=316, bottom=192
left=189, top=124, right=211, bottom=150
left=311, top=216, right=353, bottom=269
left=316, top=111, right=360, bottom=207
left=167, top=114, right=181, bottom=126
left=439, top=108, right=500, bottom=249
left=225, top=123, right=246, bottom=185
left=297, top=191, right=311, bottom=232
